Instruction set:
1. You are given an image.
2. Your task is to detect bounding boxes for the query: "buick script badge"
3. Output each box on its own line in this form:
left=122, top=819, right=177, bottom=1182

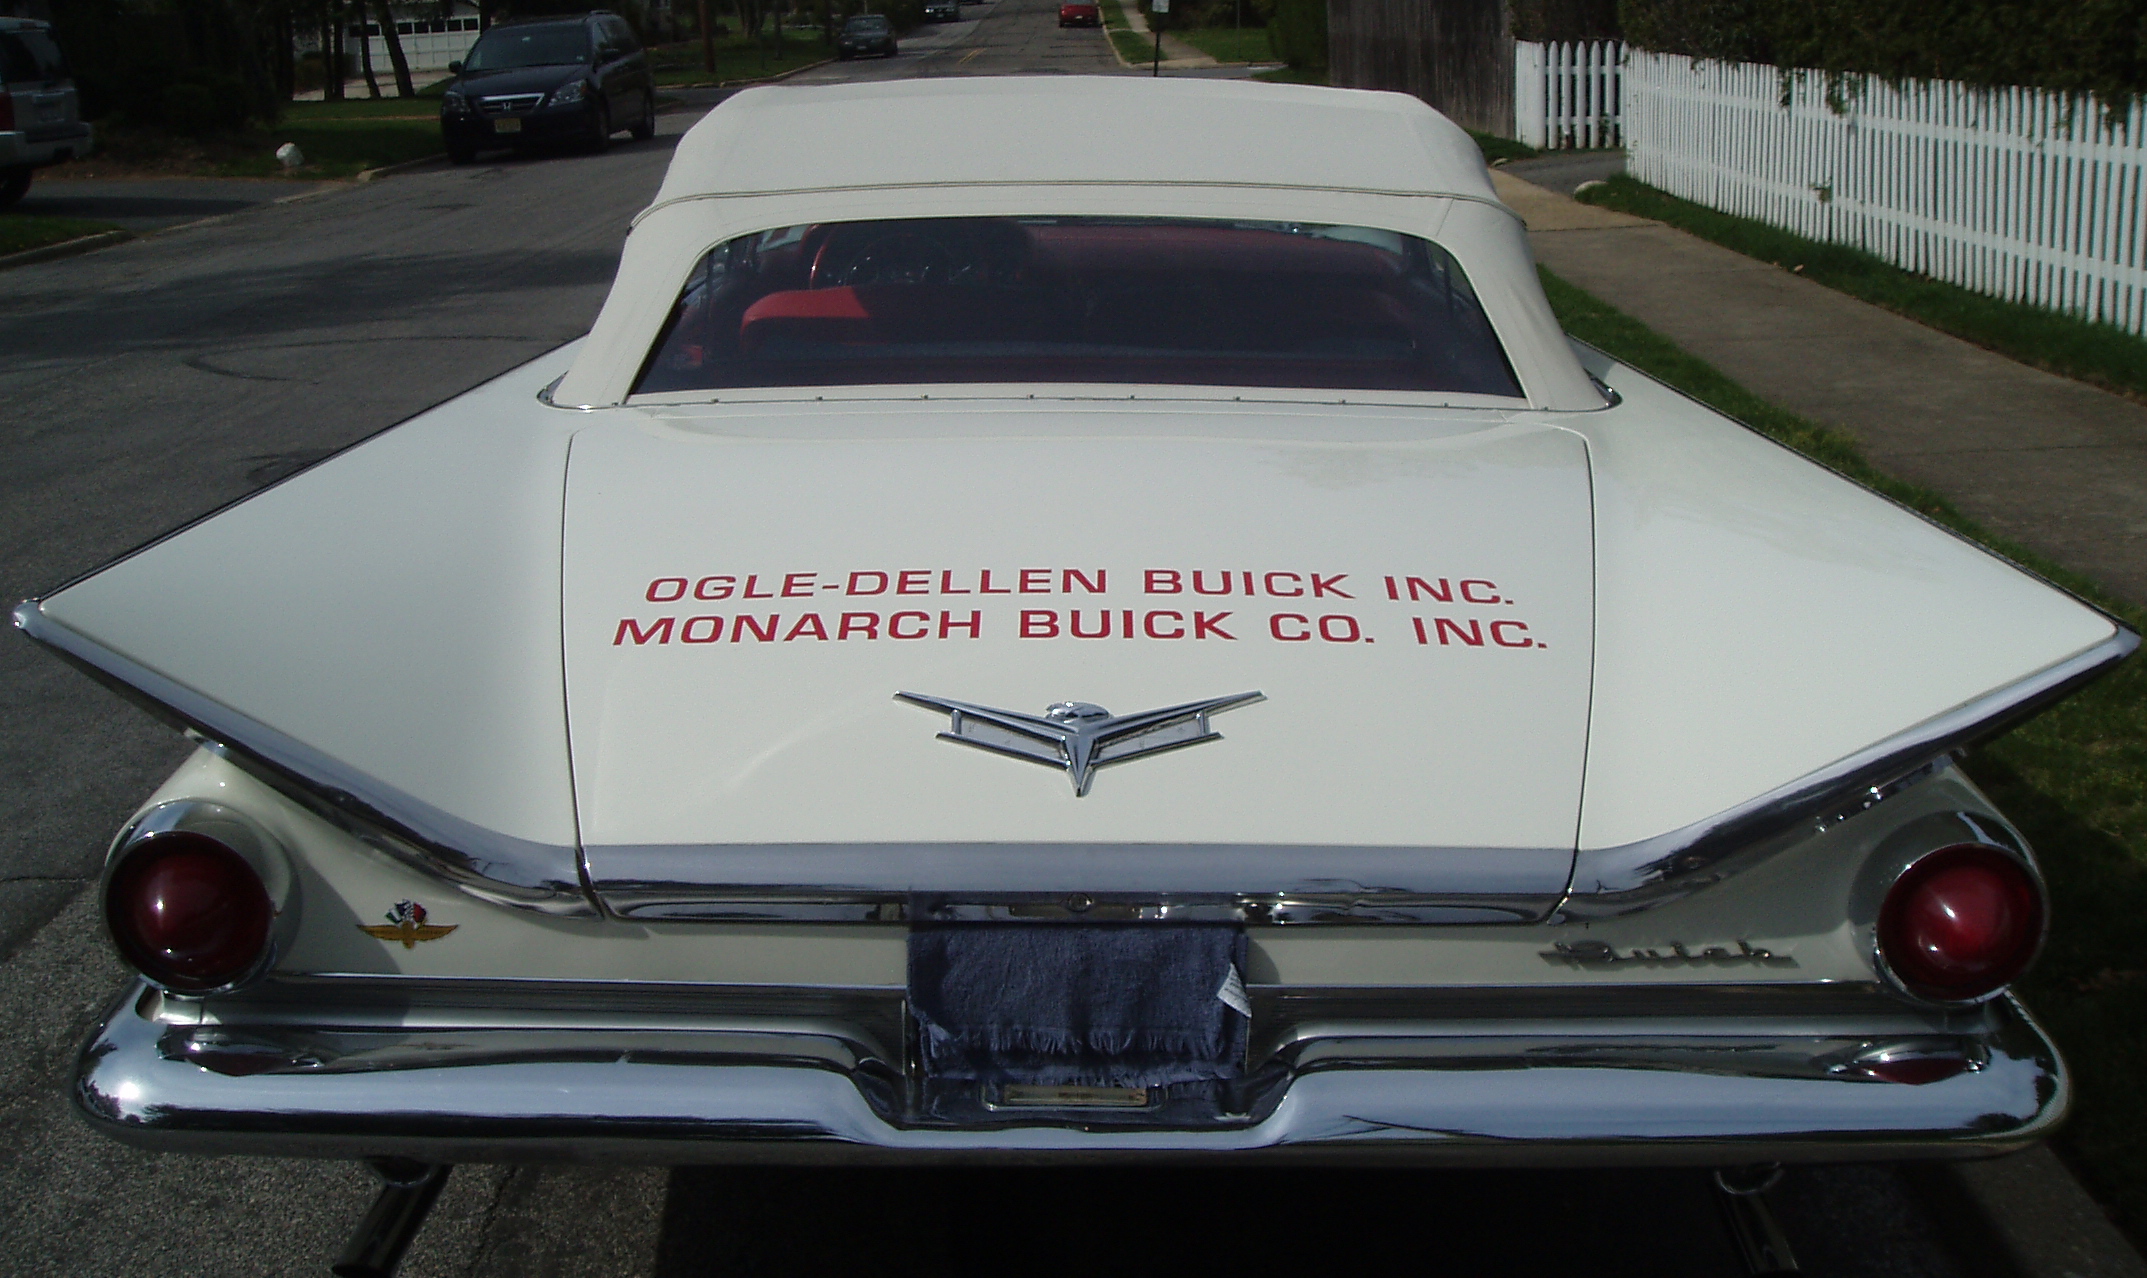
left=895, top=691, right=1264, bottom=796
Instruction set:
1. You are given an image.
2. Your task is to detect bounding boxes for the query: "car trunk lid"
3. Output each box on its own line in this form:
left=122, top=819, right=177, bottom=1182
left=562, top=400, right=1595, bottom=921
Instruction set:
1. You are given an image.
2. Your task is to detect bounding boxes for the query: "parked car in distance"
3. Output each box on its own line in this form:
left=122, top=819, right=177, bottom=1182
left=438, top=10, right=654, bottom=165
left=1057, top=2, right=1102, bottom=24
left=924, top=0, right=962, bottom=20
left=0, top=17, right=91, bottom=209
left=836, top=13, right=897, bottom=57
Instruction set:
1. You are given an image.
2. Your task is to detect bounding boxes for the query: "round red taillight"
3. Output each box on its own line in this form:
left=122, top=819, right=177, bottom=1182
left=1877, top=844, right=2043, bottom=1002
left=104, top=831, right=274, bottom=994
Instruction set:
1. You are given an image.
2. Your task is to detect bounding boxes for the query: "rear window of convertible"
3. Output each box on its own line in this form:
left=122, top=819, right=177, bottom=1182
left=632, top=217, right=1523, bottom=397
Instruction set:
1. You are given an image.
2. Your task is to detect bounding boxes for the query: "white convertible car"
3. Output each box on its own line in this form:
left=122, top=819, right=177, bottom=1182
left=16, top=74, right=2135, bottom=1261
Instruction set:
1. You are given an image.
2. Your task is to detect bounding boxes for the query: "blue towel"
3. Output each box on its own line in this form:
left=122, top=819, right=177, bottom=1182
left=907, top=924, right=1250, bottom=1088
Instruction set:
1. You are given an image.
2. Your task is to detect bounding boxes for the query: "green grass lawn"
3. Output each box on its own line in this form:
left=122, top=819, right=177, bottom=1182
left=1168, top=25, right=1275, bottom=63
left=1542, top=264, right=2147, bottom=1245
left=214, top=118, right=442, bottom=179
left=1096, top=1, right=1157, bottom=64
left=1575, top=175, right=2147, bottom=405
left=1469, top=130, right=1538, bottom=164
left=647, top=34, right=828, bottom=86
left=0, top=213, right=123, bottom=257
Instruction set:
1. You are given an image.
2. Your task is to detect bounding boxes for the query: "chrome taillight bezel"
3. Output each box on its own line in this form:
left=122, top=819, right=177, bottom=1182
left=101, top=799, right=298, bottom=997
left=1855, top=811, right=2046, bottom=1007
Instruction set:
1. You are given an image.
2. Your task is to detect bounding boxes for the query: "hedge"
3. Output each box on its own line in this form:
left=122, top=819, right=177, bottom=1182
left=1617, top=0, right=2147, bottom=109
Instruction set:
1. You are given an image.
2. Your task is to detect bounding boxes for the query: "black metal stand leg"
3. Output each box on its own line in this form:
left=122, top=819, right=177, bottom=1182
left=331, top=1158, right=452, bottom=1278
left=1715, top=1165, right=1800, bottom=1275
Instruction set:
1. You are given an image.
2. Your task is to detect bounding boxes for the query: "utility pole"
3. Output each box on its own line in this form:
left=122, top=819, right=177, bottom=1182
left=699, top=0, right=713, bottom=70
left=1150, top=0, right=1165, bottom=75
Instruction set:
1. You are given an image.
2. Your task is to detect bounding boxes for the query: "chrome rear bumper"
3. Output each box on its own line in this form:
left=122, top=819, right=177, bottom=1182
left=74, top=979, right=2067, bottom=1166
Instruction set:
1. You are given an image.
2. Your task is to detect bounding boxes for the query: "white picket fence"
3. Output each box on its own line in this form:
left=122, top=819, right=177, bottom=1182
left=1514, top=40, right=1623, bottom=150
left=1626, top=49, right=2147, bottom=336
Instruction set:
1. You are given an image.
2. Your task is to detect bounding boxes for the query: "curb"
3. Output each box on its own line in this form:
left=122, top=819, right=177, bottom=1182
left=0, top=228, right=131, bottom=273
left=654, top=55, right=835, bottom=93
left=356, top=153, right=447, bottom=182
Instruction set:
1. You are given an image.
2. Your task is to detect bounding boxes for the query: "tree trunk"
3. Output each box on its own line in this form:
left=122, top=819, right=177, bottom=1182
left=699, top=0, right=714, bottom=70
left=359, top=7, right=382, bottom=98
left=372, top=0, right=417, bottom=97
left=329, top=0, right=347, bottom=100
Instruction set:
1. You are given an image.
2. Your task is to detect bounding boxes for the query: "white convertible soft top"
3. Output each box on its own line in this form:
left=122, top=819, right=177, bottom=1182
left=555, top=76, right=1598, bottom=407
left=645, top=76, right=1499, bottom=206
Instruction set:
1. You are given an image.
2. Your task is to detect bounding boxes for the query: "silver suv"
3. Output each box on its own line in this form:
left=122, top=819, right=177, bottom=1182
left=0, top=17, right=92, bottom=209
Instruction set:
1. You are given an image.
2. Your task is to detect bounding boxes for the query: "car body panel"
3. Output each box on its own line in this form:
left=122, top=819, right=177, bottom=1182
left=29, top=352, right=587, bottom=905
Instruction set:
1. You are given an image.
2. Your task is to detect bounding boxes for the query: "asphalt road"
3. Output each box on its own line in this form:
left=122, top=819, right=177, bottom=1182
left=0, top=3, right=2031, bottom=1274
left=12, top=177, right=342, bottom=234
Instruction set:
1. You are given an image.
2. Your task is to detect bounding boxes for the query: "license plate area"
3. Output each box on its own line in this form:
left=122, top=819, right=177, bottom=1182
left=492, top=117, right=521, bottom=133
left=993, top=1084, right=1151, bottom=1110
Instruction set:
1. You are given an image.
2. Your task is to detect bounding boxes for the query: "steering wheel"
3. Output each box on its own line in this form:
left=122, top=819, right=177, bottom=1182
left=811, top=230, right=959, bottom=287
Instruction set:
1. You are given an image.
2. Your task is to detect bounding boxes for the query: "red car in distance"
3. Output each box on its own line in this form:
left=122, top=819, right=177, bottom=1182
left=1059, top=2, right=1102, bottom=26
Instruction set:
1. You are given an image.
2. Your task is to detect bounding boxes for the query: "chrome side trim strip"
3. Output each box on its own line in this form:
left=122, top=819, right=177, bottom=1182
left=587, top=842, right=1575, bottom=925
left=12, top=601, right=598, bottom=917
left=1565, top=627, right=2138, bottom=916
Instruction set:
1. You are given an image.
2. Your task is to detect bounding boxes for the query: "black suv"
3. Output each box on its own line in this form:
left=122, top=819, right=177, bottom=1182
left=439, top=12, right=654, bottom=164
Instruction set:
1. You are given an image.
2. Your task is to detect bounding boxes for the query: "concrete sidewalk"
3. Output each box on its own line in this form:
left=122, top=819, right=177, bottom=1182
left=1109, top=0, right=1216, bottom=68
left=1491, top=168, right=2147, bottom=610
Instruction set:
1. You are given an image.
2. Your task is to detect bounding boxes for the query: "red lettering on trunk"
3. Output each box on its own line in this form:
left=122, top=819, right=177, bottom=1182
left=1434, top=617, right=1484, bottom=646
left=847, top=571, right=888, bottom=596
left=694, top=576, right=735, bottom=600
left=889, top=611, right=930, bottom=640
left=1146, top=570, right=1181, bottom=594
left=1491, top=620, right=1533, bottom=648
left=782, top=572, right=817, bottom=598
left=783, top=614, right=829, bottom=641
left=1020, top=568, right=1051, bottom=594
left=1195, top=612, right=1236, bottom=640
left=939, top=611, right=981, bottom=639
left=731, top=615, right=779, bottom=642
left=1020, top=610, right=1059, bottom=638
left=680, top=616, right=723, bottom=643
left=646, top=578, right=686, bottom=603
left=1406, top=577, right=1453, bottom=602
left=614, top=617, right=675, bottom=645
left=838, top=613, right=880, bottom=640
left=1064, top=569, right=1106, bottom=595
left=1145, top=610, right=1184, bottom=639
left=896, top=571, right=931, bottom=595
left=1311, top=573, right=1352, bottom=599
left=1319, top=614, right=1362, bottom=643
left=1271, top=613, right=1310, bottom=641
left=1460, top=579, right=1502, bottom=604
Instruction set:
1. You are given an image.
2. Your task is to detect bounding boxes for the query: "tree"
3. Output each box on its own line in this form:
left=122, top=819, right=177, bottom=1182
left=370, top=0, right=415, bottom=95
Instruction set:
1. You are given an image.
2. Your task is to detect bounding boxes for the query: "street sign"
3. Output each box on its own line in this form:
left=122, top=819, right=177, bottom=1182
left=1152, top=0, right=1169, bottom=12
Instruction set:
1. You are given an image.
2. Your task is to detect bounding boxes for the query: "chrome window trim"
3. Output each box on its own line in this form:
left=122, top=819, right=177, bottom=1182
left=1563, top=626, right=2137, bottom=917
left=12, top=601, right=598, bottom=917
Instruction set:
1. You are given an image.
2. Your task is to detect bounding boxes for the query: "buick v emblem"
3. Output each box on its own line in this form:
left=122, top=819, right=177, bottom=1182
left=895, top=691, right=1264, bottom=796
